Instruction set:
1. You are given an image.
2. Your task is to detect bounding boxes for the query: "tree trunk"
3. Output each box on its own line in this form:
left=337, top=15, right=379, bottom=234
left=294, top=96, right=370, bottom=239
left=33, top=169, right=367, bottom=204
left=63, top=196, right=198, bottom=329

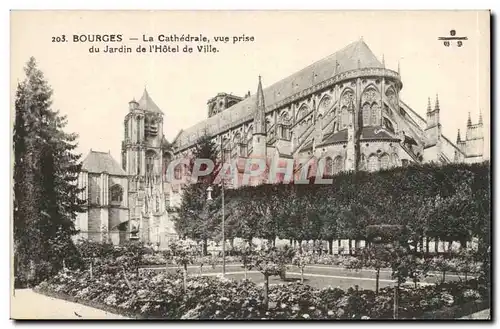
left=89, top=259, right=93, bottom=280
left=199, top=264, right=203, bottom=276
left=434, top=238, right=439, bottom=253
left=244, top=267, right=248, bottom=280
left=393, top=282, right=400, bottom=319
left=183, top=264, right=188, bottom=293
left=348, top=239, right=352, bottom=255
left=459, top=238, right=467, bottom=250
left=298, top=240, right=303, bottom=253
left=328, top=240, right=333, bottom=255
left=289, top=239, right=293, bottom=246
left=301, top=267, right=304, bottom=284
left=442, top=270, right=446, bottom=284
left=280, top=267, right=287, bottom=280
left=338, top=239, right=342, bottom=255
left=425, top=237, right=430, bottom=254
left=263, top=274, right=269, bottom=310
left=203, top=238, right=208, bottom=256
left=230, top=238, right=235, bottom=252
left=375, top=269, right=380, bottom=294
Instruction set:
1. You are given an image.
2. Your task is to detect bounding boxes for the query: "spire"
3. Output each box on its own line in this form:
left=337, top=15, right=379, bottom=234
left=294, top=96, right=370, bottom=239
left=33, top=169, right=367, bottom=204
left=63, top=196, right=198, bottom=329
left=467, top=112, right=472, bottom=126
left=434, top=94, right=440, bottom=111
left=357, top=59, right=361, bottom=69
left=456, top=129, right=461, bottom=143
left=138, top=87, right=162, bottom=113
left=256, top=75, right=265, bottom=109
left=253, top=75, right=266, bottom=135
left=427, top=97, right=432, bottom=113
left=335, top=59, right=339, bottom=74
left=397, top=60, right=400, bottom=75
left=479, top=110, right=483, bottom=125
left=382, top=54, right=385, bottom=67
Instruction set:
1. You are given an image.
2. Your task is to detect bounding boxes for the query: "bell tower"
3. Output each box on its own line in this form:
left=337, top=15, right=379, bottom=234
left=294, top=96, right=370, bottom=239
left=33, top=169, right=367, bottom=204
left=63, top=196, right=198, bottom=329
left=122, top=88, right=168, bottom=244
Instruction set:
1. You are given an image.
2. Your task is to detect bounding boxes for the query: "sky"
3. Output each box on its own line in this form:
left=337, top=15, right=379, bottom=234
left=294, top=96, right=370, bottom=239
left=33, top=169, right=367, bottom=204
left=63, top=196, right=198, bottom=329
left=10, top=10, right=490, bottom=163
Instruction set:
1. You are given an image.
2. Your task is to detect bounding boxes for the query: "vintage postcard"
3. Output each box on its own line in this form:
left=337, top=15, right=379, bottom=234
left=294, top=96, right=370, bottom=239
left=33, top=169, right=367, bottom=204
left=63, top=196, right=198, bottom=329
left=10, top=10, right=491, bottom=320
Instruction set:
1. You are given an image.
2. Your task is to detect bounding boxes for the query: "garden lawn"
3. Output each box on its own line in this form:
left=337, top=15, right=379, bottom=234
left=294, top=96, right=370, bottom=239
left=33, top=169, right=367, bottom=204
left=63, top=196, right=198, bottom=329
left=145, top=264, right=463, bottom=291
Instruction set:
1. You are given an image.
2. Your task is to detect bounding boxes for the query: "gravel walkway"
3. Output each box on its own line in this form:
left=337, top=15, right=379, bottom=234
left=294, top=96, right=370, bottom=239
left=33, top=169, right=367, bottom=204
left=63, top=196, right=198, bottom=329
left=11, top=289, right=128, bottom=320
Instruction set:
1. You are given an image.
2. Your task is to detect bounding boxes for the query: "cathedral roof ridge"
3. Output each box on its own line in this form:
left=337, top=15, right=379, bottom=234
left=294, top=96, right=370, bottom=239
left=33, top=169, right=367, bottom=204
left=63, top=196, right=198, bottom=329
left=174, top=39, right=383, bottom=147
left=82, top=149, right=127, bottom=176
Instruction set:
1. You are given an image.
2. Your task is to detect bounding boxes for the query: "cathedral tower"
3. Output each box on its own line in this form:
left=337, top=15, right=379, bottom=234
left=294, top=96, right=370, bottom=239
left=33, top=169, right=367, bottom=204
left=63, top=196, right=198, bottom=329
left=122, top=88, right=168, bottom=243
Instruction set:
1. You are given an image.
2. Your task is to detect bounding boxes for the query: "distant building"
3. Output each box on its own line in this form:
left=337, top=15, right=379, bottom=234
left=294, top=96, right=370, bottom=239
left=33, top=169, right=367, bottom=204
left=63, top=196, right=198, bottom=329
left=75, top=39, right=484, bottom=246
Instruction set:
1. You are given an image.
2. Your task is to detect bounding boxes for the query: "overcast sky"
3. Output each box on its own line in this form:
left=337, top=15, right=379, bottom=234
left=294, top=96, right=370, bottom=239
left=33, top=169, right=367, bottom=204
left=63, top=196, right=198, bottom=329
left=11, top=10, right=490, bottom=162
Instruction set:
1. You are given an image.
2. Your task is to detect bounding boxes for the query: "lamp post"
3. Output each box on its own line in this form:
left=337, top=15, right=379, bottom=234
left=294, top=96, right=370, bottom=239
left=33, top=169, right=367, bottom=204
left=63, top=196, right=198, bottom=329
left=206, top=183, right=225, bottom=277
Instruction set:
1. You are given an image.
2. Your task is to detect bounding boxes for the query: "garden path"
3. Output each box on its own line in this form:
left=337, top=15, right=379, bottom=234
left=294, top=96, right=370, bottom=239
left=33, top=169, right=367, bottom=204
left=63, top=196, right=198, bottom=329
left=11, top=289, right=128, bottom=320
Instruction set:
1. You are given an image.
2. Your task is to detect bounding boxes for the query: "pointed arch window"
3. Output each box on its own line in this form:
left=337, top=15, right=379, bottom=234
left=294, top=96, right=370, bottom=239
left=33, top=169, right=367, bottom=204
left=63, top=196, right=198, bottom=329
left=359, top=154, right=367, bottom=171
left=380, top=154, right=390, bottom=170
left=307, top=164, right=314, bottom=179
left=333, top=156, right=343, bottom=173
left=341, top=108, right=348, bottom=129
left=368, top=155, right=379, bottom=172
left=124, top=119, right=129, bottom=140
left=296, top=106, right=308, bottom=122
left=371, top=104, right=379, bottom=126
left=110, top=184, right=123, bottom=203
left=174, top=164, right=183, bottom=180
left=317, top=114, right=323, bottom=130
left=362, top=104, right=371, bottom=126
left=146, top=150, right=157, bottom=176
left=391, top=153, right=400, bottom=167
left=324, top=157, right=333, bottom=176
left=137, top=118, right=141, bottom=143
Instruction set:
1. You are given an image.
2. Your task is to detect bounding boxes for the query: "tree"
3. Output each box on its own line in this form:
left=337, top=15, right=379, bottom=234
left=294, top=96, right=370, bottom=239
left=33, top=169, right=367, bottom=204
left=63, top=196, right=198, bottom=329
left=13, top=57, right=85, bottom=285
left=172, top=134, right=222, bottom=255
left=168, top=239, right=196, bottom=293
left=346, top=244, right=392, bottom=294
left=292, top=249, right=316, bottom=284
left=249, top=245, right=294, bottom=309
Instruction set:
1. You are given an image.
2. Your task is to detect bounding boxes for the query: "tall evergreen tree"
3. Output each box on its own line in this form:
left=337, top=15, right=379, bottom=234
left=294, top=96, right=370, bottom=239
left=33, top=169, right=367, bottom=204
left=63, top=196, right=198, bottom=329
left=172, top=134, right=222, bottom=255
left=13, top=57, right=85, bottom=285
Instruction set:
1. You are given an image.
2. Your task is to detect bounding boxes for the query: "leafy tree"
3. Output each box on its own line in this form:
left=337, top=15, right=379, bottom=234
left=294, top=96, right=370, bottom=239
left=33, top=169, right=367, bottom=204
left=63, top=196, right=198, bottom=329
left=168, top=239, right=197, bottom=293
left=346, top=244, right=392, bottom=294
left=249, top=245, right=294, bottom=309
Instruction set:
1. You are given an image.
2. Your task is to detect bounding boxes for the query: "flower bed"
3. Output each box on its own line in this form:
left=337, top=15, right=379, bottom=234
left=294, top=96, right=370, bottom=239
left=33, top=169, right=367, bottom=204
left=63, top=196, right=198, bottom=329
left=36, top=266, right=488, bottom=320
